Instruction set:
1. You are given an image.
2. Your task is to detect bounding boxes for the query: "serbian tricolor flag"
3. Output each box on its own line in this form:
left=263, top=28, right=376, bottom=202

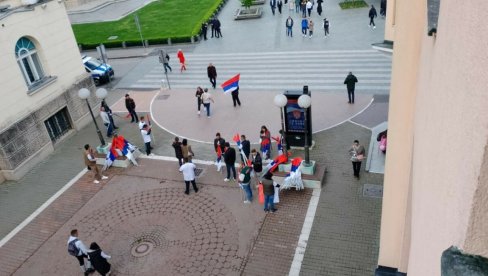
left=220, top=74, right=240, bottom=93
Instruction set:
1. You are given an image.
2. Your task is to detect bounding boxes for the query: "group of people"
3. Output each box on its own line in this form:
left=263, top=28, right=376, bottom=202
left=158, top=48, right=187, bottom=73
left=200, top=17, right=223, bottom=40
left=68, top=229, right=111, bottom=276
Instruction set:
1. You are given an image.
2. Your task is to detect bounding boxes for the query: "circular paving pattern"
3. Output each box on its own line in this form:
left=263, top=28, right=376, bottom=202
left=75, top=188, right=242, bottom=276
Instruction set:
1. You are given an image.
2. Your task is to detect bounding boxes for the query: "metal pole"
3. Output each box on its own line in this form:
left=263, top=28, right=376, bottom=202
left=165, top=71, right=171, bottom=89
left=280, top=106, right=287, bottom=156
left=303, top=107, right=310, bottom=166
left=85, top=99, right=106, bottom=146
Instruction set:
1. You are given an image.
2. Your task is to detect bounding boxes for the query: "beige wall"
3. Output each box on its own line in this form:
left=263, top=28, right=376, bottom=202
left=0, top=0, right=87, bottom=130
left=379, top=0, right=488, bottom=274
left=384, top=0, right=395, bottom=41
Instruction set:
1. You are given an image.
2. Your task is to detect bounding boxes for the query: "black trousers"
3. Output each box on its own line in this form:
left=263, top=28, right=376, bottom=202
left=185, top=180, right=198, bottom=193
left=75, top=254, right=88, bottom=266
left=197, top=98, right=202, bottom=111
left=232, top=94, right=241, bottom=106
left=226, top=163, right=236, bottom=179
left=128, top=109, right=138, bottom=123
left=209, top=77, right=216, bottom=88
left=347, top=89, right=355, bottom=103
left=211, top=27, right=215, bottom=37
left=369, top=17, right=375, bottom=26
left=352, top=161, right=362, bottom=177
left=145, top=142, right=151, bottom=155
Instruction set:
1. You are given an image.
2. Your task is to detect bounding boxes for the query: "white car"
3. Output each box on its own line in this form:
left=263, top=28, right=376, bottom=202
left=82, top=55, right=114, bottom=86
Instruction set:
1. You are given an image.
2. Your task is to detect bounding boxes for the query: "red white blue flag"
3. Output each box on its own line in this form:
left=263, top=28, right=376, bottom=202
left=220, top=74, right=240, bottom=93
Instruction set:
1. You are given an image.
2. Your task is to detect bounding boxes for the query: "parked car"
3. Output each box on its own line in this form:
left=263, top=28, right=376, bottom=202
left=82, top=55, right=114, bottom=85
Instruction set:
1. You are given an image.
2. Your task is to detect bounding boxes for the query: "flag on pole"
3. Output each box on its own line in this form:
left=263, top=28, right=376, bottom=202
left=220, top=74, right=240, bottom=93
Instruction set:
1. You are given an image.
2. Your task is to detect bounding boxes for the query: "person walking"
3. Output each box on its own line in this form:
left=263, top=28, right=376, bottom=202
left=158, top=49, right=172, bottom=73
left=177, top=49, right=187, bottom=72
left=308, top=19, right=314, bottom=38
left=207, top=63, right=217, bottom=89
left=380, top=0, right=386, bottom=17
left=323, top=17, right=330, bottom=37
left=141, top=124, right=152, bottom=156
left=295, top=0, right=300, bottom=13
left=125, top=94, right=138, bottom=123
left=239, top=163, right=253, bottom=203
left=181, top=138, right=194, bottom=163
left=195, top=86, right=204, bottom=115
left=289, top=0, right=295, bottom=13
left=306, top=0, right=312, bottom=16
left=301, top=16, right=308, bottom=37
left=101, top=99, right=118, bottom=130
left=202, top=88, right=214, bottom=118
left=87, top=242, right=111, bottom=276
left=231, top=86, right=241, bottom=107
left=215, top=18, right=223, bottom=38
left=316, top=0, right=323, bottom=15
left=369, top=5, right=377, bottom=29
left=262, top=172, right=277, bottom=213
left=300, top=0, right=307, bottom=17
left=179, top=158, right=199, bottom=194
left=344, top=72, right=358, bottom=104
left=99, top=106, right=113, bottom=138
left=172, top=137, right=184, bottom=166
left=240, top=135, right=251, bottom=162
left=200, top=21, right=208, bottom=40
left=270, top=0, right=276, bottom=15
left=285, top=16, right=294, bottom=37
left=67, top=229, right=94, bottom=276
left=277, top=0, right=283, bottom=14
left=260, top=125, right=272, bottom=160
left=349, top=140, right=366, bottom=178
left=223, top=142, right=237, bottom=182
left=83, top=144, right=108, bottom=184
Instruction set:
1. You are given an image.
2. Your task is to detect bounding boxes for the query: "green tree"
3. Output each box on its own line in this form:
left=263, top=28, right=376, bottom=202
left=241, top=0, right=253, bottom=9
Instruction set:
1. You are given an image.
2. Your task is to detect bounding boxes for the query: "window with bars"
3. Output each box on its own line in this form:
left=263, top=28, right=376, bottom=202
left=44, top=108, right=72, bottom=142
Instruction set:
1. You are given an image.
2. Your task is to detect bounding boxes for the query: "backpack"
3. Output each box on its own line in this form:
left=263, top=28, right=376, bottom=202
left=67, top=239, right=80, bottom=256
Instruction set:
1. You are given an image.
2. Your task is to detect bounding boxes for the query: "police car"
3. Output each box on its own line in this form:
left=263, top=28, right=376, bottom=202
left=82, top=55, right=114, bottom=86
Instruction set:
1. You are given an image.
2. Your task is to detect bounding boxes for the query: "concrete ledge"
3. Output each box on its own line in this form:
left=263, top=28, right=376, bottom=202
left=1, top=143, right=54, bottom=181
left=234, top=7, right=262, bottom=20
left=273, top=163, right=326, bottom=189
left=95, top=149, right=142, bottom=168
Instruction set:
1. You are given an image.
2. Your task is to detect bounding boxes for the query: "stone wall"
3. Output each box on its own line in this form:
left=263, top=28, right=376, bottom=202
left=0, top=75, right=96, bottom=176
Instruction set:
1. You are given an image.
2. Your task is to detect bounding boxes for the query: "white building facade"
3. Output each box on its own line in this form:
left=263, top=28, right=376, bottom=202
left=0, top=0, right=96, bottom=182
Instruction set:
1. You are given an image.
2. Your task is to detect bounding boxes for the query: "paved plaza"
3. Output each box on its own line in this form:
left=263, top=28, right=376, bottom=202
left=0, top=0, right=388, bottom=275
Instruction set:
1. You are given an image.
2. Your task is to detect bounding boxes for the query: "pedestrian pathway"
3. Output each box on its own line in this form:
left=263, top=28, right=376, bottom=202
left=116, top=49, right=391, bottom=92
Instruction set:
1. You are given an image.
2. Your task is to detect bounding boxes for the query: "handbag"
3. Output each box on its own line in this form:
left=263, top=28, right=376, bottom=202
left=357, top=154, right=364, bottom=161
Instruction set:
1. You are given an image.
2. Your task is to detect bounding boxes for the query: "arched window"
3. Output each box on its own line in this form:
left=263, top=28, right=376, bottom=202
left=15, top=37, right=45, bottom=87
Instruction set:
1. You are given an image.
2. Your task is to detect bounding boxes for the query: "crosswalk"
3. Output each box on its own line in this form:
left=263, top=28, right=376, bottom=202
left=125, top=49, right=392, bottom=93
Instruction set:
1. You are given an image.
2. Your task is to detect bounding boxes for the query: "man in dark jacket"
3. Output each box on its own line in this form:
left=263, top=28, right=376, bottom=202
left=210, top=18, right=216, bottom=38
left=214, top=18, right=222, bottom=38
left=262, top=172, right=277, bottom=213
left=101, top=99, right=118, bottom=129
left=214, top=132, right=226, bottom=153
left=125, top=94, right=138, bottom=123
left=240, top=135, right=251, bottom=162
left=369, top=5, right=377, bottom=29
left=207, top=63, right=217, bottom=89
left=172, top=137, right=183, bottom=166
left=231, top=86, right=241, bottom=107
left=251, top=149, right=263, bottom=180
left=223, top=142, right=236, bottom=181
left=200, top=22, right=208, bottom=40
left=344, top=72, right=358, bottom=104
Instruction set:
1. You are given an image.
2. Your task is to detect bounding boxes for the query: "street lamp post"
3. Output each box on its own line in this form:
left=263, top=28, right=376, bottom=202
left=78, top=88, right=106, bottom=146
left=298, top=94, right=312, bottom=166
left=273, top=94, right=288, bottom=156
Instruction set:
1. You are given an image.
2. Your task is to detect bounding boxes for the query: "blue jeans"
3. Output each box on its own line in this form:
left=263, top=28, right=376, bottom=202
left=264, top=194, right=275, bottom=211
left=241, top=183, right=252, bottom=201
left=104, top=122, right=113, bottom=137
left=286, top=27, right=292, bottom=36
left=204, top=103, right=210, bottom=116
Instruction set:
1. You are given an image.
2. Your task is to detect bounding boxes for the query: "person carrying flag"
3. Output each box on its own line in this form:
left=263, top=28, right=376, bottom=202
left=231, top=86, right=241, bottom=107
left=214, top=133, right=226, bottom=171
left=260, top=125, right=272, bottom=160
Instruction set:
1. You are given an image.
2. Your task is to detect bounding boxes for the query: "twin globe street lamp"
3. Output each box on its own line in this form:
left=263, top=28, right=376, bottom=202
left=298, top=94, right=312, bottom=166
left=78, top=87, right=108, bottom=148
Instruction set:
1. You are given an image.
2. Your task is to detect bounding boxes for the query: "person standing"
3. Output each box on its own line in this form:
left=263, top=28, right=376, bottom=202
left=207, top=63, right=217, bottom=89
left=323, top=17, right=330, bottom=37
left=101, top=99, right=118, bottom=130
left=270, top=0, right=276, bottom=15
left=172, top=137, right=184, bottom=166
left=231, top=86, right=241, bottom=107
left=215, top=18, right=223, bottom=38
left=67, top=229, right=94, bottom=276
left=306, top=0, right=312, bottom=16
left=380, top=0, right=386, bottom=17
left=316, top=0, right=323, bottom=15
left=240, top=135, right=251, bottom=161
left=125, top=93, right=138, bottom=123
left=214, top=132, right=226, bottom=154
left=260, top=125, right=272, bottom=160
left=344, top=72, right=358, bottom=104
left=83, top=144, right=108, bottom=184
left=308, top=19, right=314, bottom=38
left=200, top=21, right=208, bottom=40
left=87, top=242, right=111, bottom=276
left=210, top=17, right=216, bottom=38
left=239, top=163, right=253, bottom=203
left=250, top=149, right=263, bottom=179
left=141, top=124, right=152, bottom=156
left=301, top=16, right=308, bottom=37
left=285, top=16, right=294, bottom=37
left=179, top=158, right=199, bottom=194
left=181, top=139, right=195, bottom=162
left=195, top=86, right=204, bottom=115
left=138, top=115, right=147, bottom=130
left=289, top=0, right=295, bottom=13
left=223, top=142, right=237, bottom=182
left=300, top=0, right=307, bottom=17
left=369, top=5, right=377, bottom=29
left=262, top=172, right=277, bottom=213
left=349, top=140, right=366, bottom=178
left=177, top=49, right=187, bottom=72
left=158, top=49, right=172, bottom=73
left=277, top=0, right=283, bottom=14
left=99, top=106, right=113, bottom=138
left=202, top=88, right=214, bottom=118
left=295, top=0, right=300, bottom=13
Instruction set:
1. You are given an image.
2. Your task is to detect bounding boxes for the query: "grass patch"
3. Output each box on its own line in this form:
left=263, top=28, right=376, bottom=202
left=339, top=0, right=368, bottom=9
left=72, top=0, right=223, bottom=48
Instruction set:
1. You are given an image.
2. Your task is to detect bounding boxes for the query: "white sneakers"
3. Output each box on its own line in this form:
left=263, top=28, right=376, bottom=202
left=198, top=111, right=200, bottom=115
left=94, top=175, right=108, bottom=184
left=93, top=180, right=100, bottom=184
left=102, top=176, right=108, bottom=180
left=224, top=178, right=230, bottom=182
left=243, top=200, right=251, bottom=204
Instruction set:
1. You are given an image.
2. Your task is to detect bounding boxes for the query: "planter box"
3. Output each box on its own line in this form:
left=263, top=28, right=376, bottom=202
left=234, top=7, right=262, bottom=20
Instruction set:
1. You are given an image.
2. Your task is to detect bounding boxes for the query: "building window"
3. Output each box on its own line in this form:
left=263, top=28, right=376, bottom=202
left=44, top=107, right=72, bottom=142
left=15, top=37, right=45, bottom=88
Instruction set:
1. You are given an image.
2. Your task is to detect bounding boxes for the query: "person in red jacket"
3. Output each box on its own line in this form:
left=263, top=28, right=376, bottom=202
left=177, top=49, right=186, bottom=72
